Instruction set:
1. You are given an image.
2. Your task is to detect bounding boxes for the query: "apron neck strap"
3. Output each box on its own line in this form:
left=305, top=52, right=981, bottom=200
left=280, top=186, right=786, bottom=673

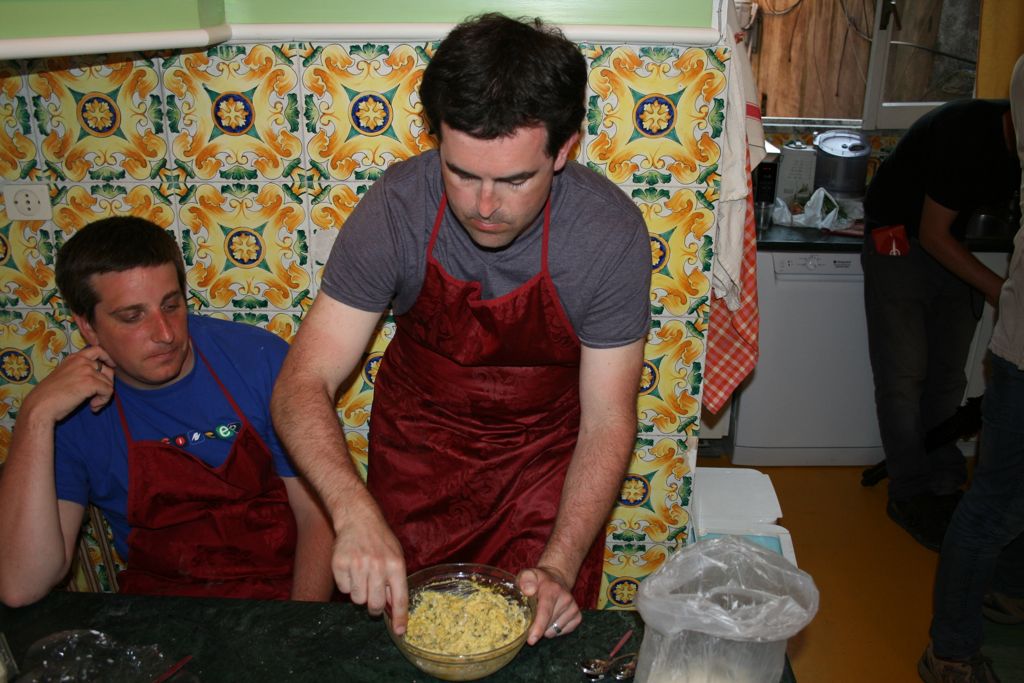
left=113, top=340, right=247, bottom=445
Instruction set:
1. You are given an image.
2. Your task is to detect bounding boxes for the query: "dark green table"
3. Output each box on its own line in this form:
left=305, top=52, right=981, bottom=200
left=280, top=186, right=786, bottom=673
left=0, top=592, right=797, bottom=681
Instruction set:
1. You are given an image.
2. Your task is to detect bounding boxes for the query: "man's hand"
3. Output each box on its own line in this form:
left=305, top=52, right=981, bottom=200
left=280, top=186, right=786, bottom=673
left=517, top=565, right=581, bottom=645
left=331, top=502, right=410, bottom=634
left=27, top=346, right=116, bottom=421
left=0, top=347, right=110, bottom=606
left=919, top=195, right=1005, bottom=306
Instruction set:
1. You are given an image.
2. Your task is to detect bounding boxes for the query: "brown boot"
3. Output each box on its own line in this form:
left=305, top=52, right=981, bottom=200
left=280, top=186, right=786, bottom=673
left=918, top=643, right=1000, bottom=683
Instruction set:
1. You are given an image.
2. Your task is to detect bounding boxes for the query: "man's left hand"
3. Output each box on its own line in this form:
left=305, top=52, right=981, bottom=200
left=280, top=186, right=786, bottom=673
left=517, top=565, right=580, bottom=645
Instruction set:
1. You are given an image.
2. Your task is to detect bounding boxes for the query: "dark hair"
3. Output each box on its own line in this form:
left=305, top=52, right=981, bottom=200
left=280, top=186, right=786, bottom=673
left=420, top=13, right=587, bottom=158
left=55, top=216, right=187, bottom=321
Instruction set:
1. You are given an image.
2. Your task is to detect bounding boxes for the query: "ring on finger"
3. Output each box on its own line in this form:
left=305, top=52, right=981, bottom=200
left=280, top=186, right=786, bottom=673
left=550, top=622, right=562, bottom=636
left=95, top=361, right=103, bottom=372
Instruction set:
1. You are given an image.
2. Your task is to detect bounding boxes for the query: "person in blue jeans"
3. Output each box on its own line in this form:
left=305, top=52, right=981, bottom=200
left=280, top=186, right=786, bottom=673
left=862, top=94, right=1020, bottom=551
left=918, top=54, right=1024, bottom=683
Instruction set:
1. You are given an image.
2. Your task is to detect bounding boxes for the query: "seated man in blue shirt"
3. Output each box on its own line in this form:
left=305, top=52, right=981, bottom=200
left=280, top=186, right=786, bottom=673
left=0, top=216, right=333, bottom=606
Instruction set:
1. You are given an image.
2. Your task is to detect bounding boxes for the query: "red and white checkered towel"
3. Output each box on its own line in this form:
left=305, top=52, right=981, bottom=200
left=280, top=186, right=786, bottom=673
left=702, top=159, right=759, bottom=414
left=701, top=4, right=763, bottom=415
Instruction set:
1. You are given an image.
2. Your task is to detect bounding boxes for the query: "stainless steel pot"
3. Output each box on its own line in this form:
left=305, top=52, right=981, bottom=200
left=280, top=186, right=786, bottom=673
left=813, top=130, right=870, bottom=198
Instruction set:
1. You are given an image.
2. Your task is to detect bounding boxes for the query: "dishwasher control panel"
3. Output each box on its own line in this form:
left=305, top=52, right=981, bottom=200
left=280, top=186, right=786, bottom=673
left=772, top=252, right=863, bottom=276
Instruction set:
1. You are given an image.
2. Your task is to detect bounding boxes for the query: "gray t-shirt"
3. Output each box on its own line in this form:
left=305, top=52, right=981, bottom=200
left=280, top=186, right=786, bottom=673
left=320, top=150, right=651, bottom=349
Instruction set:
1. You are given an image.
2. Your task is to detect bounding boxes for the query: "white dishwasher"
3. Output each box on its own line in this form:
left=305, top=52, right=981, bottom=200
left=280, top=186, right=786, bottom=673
left=732, top=250, right=883, bottom=466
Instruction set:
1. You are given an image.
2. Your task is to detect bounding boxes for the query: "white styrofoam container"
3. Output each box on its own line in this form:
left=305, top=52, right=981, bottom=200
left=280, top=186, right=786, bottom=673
left=697, top=523, right=798, bottom=566
left=691, top=467, right=782, bottom=529
left=690, top=467, right=797, bottom=566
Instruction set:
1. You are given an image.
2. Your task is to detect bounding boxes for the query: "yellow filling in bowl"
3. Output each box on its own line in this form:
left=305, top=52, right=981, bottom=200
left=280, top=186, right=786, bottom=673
left=405, top=581, right=529, bottom=655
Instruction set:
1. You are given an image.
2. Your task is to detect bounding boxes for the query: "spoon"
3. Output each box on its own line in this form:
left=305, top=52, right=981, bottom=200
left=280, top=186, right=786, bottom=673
left=610, top=653, right=637, bottom=680
left=580, top=627, right=634, bottom=678
left=580, top=652, right=637, bottom=679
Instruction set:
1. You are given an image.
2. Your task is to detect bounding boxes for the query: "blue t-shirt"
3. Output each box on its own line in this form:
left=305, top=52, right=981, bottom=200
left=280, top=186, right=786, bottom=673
left=54, top=315, right=295, bottom=558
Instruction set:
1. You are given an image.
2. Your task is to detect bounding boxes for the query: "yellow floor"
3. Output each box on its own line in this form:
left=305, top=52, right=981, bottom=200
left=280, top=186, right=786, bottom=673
left=697, top=459, right=939, bottom=683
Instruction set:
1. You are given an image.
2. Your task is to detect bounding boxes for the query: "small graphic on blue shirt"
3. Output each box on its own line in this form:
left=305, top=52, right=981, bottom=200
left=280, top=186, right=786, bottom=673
left=161, top=421, right=240, bottom=448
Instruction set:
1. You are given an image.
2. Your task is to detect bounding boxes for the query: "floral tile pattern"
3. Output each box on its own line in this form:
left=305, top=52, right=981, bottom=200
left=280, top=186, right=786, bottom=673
left=52, top=185, right=175, bottom=237
left=0, top=310, right=69, bottom=463
left=0, top=64, right=36, bottom=181
left=598, top=435, right=696, bottom=608
left=346, top=429, right=370, bottom=480
left=164, top=45, right=302, bottom=181
left=0, top=208, right=56, bottom=307
left=586, top=46, right=726, bottom=186
left=598, top=542, right=674, bottom=610
left=0, top=38, right=729, bottom=604
left=639, top=318, right=705, bottom=436
left=302, top=43, right=434, bottom=180
left=638, top=186, right=715, bottom=318
left=203, top=309, right=305, bottom=345
left=609, top=435, right=694, bottom=545
left=29, top=56, right=166, bottom=183
left=179, top=182, right=310, bottom=311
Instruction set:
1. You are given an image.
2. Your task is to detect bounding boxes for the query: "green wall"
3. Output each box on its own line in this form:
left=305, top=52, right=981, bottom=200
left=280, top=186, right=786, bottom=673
left=0, top=0, right=712, bottom=39
left=0, top=0, right=225, bottom=38
left=225, top=0, right=712, bottom=28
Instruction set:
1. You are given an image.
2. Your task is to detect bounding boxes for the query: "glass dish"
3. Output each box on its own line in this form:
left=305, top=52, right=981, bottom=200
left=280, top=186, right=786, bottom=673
left=385, top=563, right=536, bottom=682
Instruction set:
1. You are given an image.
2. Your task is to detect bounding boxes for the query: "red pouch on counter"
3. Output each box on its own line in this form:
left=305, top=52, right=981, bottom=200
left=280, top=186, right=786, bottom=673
left=871, top=224, right=909, bottom=256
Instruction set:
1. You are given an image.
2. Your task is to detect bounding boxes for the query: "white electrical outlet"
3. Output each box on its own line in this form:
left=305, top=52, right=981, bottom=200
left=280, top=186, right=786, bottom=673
left=2, top=184, right=52, bottom=220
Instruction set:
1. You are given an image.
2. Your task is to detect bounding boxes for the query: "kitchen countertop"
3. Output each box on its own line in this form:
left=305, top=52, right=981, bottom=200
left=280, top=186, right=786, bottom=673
left=757, top=224, right=863, bottom=252
left=758, top=223, right=1016, bottom=254
left=0, top=591, right=798, bottom=682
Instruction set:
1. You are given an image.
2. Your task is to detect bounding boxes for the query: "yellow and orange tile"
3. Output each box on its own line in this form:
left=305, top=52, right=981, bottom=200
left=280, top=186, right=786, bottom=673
left=0, top=311, right=69, bottom=462
left=29, top=55, right=166, bottom=182
left=607, top=435, right=694, bottom=545
left=346, top=428, right=370, bottom=480
left=586, top=45, right=726, bottom=186
left=638, top=186, right=715, bottom=318
left=639, top=318, right=705, bottom=436
left=164, top=44, right=301, bottom=181
left=51, top=185, right=175, bottom=240
left=598, top=541, right=676, bottom=610
left=0, top=208, right=55, bottom=307
left=302, top=42, right=434, bottom=180
left=0, top=64, right=36, bottom=181
left=178, top=183, right=309, bottom=312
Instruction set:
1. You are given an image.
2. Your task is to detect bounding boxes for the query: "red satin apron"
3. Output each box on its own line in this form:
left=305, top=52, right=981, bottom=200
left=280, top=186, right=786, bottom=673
left=368, top=195, right=604, bottom=608
left=115, top=347, right=297, bottom=600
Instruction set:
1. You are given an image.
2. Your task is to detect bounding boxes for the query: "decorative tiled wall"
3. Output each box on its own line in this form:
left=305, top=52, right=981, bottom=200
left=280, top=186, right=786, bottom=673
left=0, top=38, right=729, bottom=609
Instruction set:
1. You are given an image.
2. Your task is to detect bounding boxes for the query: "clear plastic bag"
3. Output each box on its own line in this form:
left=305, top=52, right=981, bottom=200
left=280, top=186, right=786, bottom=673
left=634, top=536, right=819, bottom=683
left=771, top=188, right=862, bottom=231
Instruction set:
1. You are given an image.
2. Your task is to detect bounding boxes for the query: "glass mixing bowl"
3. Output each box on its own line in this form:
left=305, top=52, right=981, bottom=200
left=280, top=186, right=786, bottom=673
left=385, top=563, right=536, bottom=682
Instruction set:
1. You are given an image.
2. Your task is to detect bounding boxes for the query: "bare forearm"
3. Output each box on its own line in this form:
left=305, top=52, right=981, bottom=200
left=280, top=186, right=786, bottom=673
left=0, top=346, right=116, bottom=605
left=919, top=195, right=1005, bottom=305
left=0, top=408, right=76, bottom=605
left=538, top=410, right=636, bottom=583
left=920, top=231, right=1004, bottom=304
left=288, top=487, right=336, bottom=601
left=271, top=375, right=375, bottom=530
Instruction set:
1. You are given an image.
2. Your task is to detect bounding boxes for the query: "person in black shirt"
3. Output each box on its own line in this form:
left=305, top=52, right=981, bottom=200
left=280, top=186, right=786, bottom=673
left=862, top=99, right=1020, bottom=551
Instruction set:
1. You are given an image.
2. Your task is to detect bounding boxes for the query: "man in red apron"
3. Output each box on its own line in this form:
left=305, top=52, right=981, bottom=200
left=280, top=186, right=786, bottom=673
left=0, top=217, right=334, bottom=607
left=273, top=14, right=651, bottom=644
